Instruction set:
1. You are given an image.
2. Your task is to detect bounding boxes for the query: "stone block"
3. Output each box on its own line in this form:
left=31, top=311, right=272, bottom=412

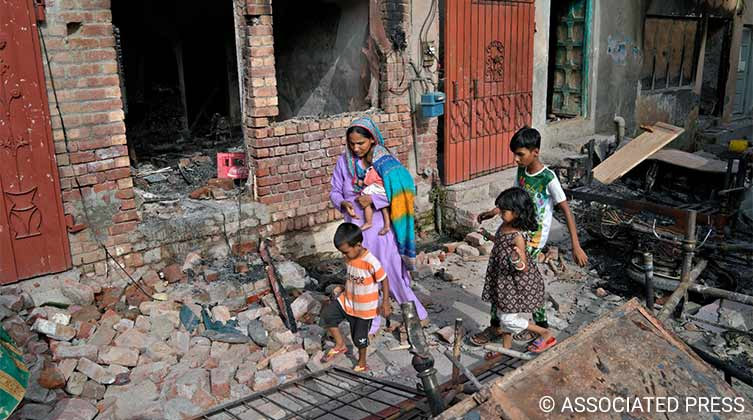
left=87, top=324, right=116, bottom=347
left=260, top=314, right=285, bottom=332
left=464, top=232, right=486, bottom=247
left=16, top=403, right=53, bottom=420
left=290, top=292, right=322, bottom=321
left=456, top=244, right=480, bottom=257
left=114, top=328, right=157, bottom=351
left=61, top=279, right=95, bottom=305
left=48, top=398, right=97, bottom=420
left=211, top=306, right=231, bottom=324
left=149, top=315, right=175, bottom=340
left=252, top=369, right=278, bottom=392
left=53, top=343, right=98, bottom=361
left=169, top=331, right=190, bottom=354
left=275, top=261, right=308, bottom=289
left=235, top=364, right=256, bottom=384
left=77, top=358, right=115, bottom=385
left=98, top=346, right=139, bottom=367
left=58, top=359, right=77, bottom=381
left=65, top=372, right=87, bottom=395
left=81, top=380, right=106, bottom=400
left=270, top=349, right=309, bottom=374
left=38, top=367, right=66, bottom=389
left=210, top=367, right=234, bottom=399
left=32, top=319, right=76, bottom=341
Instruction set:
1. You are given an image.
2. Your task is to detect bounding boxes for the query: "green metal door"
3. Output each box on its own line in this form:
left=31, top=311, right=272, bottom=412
left=550, top=0, right=588, bottom=117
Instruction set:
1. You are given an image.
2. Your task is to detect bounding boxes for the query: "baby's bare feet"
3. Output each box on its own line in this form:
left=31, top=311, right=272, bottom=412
left=378, top=226, right=390, bottom=235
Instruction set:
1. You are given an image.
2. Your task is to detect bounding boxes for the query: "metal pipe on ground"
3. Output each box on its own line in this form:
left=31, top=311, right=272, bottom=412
left=626, top=265, right=753, bottom=305
left=688, top=344, right=753, bottom=388
left=482, top=344, right=535, bottom=361
left=657, top=259, right=708, bottom=321
left=451, top=318, right=463, bottom=388
left=643, top=252, right=655, bottom=314
left=401, top=301, right=445, bottom=416
left=657, top=210, right=697, bottom=321
left=442, top=350, right=483, bottom=392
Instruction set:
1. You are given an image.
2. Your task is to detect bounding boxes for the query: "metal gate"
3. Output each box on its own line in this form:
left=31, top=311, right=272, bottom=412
left=0, top=0, right=72, bottom=283
left=443, top=0, right=534, bottom=185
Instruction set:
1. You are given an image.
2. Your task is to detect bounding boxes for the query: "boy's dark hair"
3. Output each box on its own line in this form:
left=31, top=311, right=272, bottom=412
left=346, top=125, right=374, bottom=140
left=334, top=222, right=363, bottom=248
left=509, top=127, right=541, bottom=151
left=495, top=187, right=539, bottom=232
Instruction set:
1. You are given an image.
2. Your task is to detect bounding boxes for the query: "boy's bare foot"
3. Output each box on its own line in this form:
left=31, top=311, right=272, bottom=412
left=360, top=222, right=373, bottom=231
left=378, top=226, right=390, bottom=235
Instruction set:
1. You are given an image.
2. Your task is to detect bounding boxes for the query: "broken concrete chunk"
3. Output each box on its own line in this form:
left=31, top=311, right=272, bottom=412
left=252, top=369, right=279, bottom=392
left=275, top=261, right=308, bottom=290
left=210, top=367, right=234, bottom=399
left=32, top=318, right=76, bottom=341
left=48, top=398, right=98, bottom=420
left=270, top=348, right=309, bottom=374
left=235, top=364, right=256, bottom=385
left=61, top=279, right=95, bottom=305
left=464, top=232, right=486, bottom=247
left=53, top=343, right=98, bottom=361
left=113, top=328, right=157, bottom=351
left=435, top=325, right=455, bottom=344
left=98, top=346, right=140, bottom=367
left=77, top=358, right=116, bottom=385
left=290, top=292, right=322, bottom=321
left=38, top=367, right=66, bottom=389
left=182, top=251, right=203, bottom=273
left=211, top=306, right=231, bottom=324
left=456, top=244, right=481, bottom=258
left=65, top=371, right=87, bottom=396
left=247, top=320, right=269, bottom=348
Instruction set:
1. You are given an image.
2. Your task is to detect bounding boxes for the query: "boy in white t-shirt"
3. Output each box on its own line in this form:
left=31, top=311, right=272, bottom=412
left=471, top=127, right=588, bottom=346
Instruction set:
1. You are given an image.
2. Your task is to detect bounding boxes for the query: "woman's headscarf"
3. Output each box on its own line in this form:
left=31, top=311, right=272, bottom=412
left=344, top=116, right=417, bottom=269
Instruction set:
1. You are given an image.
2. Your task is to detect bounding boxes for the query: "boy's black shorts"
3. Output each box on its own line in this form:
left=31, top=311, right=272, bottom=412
left=320, top=301, right=372, bottom=349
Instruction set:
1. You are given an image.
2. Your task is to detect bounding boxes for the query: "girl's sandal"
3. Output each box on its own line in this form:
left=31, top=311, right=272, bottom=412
left=527, top=336, right=557, bottom=353
left=321, top=347, right=347, bottom=363
left=353, top=365, right=369, bottom=373
left=469, top=326, right=502, bottom=346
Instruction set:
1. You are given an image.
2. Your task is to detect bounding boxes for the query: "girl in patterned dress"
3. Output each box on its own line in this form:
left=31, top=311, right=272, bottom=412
left=481, top=187, right=556, bottom=353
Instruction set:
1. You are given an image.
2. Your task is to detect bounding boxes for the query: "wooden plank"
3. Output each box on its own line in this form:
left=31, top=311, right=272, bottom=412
left=592, top=122, right=684, bottom=184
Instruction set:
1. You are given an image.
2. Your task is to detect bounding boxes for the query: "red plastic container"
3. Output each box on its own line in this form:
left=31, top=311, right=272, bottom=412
left=217, top=152, right=249, bottom=180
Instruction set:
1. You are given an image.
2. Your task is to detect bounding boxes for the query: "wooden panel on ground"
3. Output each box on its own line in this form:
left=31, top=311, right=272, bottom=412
left=437, top=299, right=753, bottom=419
left=592, top=122, right=684, bottom=184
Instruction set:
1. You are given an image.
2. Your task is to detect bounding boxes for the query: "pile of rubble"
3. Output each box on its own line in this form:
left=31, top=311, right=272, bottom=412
left=4, top=249, right=335, bottom=420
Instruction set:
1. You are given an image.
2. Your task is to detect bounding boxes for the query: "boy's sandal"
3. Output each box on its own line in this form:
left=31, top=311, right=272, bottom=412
left=527, top=336, right=557, bottom=353
left=513, top=330, right=538, bottom=343
left=469, top=326, right=502, bottom=346
left=353, top=365, right=369, bottom=373
left=321, top=347, right=347, bottom=363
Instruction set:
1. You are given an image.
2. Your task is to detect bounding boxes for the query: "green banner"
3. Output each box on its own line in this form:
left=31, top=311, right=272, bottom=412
left=0, top=327, right=28, bottom=420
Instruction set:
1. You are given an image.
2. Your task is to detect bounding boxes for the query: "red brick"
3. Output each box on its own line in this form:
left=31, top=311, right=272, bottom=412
left=93, top=181, right=117, bottom=193
left=280, top=135, right=302, bottom=145
left=70, top=152, right=97, bottom=164
left=112, top=210, right=139, bottom=224
left=108, top=221, right=138, bottom=236
left=105, top=168, right=131, bottom=181
left=247, top=4, right=272, bottom=15
left=115, top=188, right=134, bottom=200
left=120, top=199, right=136, bottom=210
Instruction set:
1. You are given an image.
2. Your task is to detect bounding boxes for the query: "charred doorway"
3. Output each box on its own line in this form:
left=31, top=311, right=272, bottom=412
left=272, top=0, right=374, bottom=121
left=112, top=0, right=242, bottom=164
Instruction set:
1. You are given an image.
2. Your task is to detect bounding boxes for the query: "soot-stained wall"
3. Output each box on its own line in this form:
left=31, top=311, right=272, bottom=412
left=273, top=0, right=372, bottom=120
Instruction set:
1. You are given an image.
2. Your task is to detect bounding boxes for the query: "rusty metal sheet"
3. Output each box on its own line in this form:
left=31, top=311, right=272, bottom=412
left=439, top=299, right=753, bottom=419
left=443, top=0, right=534, bottom=185
left=0, top=0, right=71, bottom=283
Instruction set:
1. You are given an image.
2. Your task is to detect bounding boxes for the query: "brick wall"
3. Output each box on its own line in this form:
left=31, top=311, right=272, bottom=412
left=241, top=0, right=439, bottom=237
left=40, top=0, right=140, bottom=277
left=32, top=0, right=438, bottom=283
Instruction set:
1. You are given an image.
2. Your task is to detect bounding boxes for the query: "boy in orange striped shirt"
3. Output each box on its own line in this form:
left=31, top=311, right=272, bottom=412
left=320, top=223, right=391, bottom=372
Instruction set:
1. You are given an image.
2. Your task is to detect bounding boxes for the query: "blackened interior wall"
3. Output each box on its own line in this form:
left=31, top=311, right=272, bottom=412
left=112, top=0, right=240, bottom=151
left=273, top=0, right=371, bottom=120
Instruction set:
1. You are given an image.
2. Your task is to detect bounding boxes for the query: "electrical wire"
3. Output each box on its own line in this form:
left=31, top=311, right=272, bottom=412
left=38, top=26, right=159, bottom=300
